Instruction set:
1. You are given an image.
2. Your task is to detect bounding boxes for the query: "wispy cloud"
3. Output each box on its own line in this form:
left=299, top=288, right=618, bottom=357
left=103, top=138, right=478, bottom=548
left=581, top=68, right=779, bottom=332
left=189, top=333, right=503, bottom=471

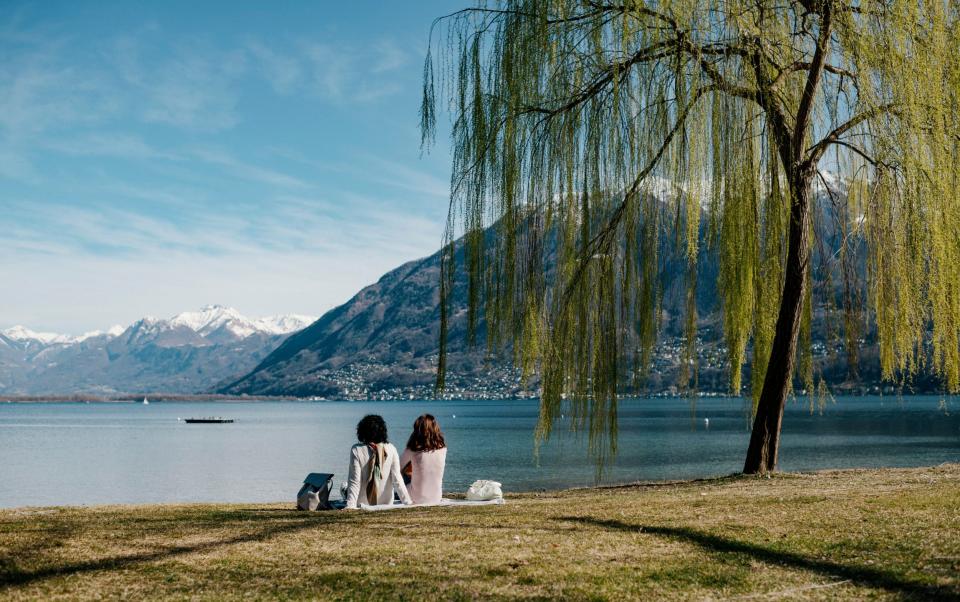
left=0, top=49, right=116, bottom=139
left=300, top=42, right=350, bottom=100
left=4, top=186, right=442, bottom=264
left=190, top=147, right=309, bottom=190
left=111, top=34, right=246, bottom=131
left=246, top=39, right=301, bottom=94
left=371, top=40, right=409, bottom=74
left=265, top=148, right=449, bottom=201
left=298, top=37, right=413, bottom=103
left=365, top=156, right=449, bottom=199
left=0, top=23, right=415, bottom=155
left=353, top=81, right=403, bottom=103
left=44, top=132, right=179, bottom=160
left=0, top=48, right=114, bottom=182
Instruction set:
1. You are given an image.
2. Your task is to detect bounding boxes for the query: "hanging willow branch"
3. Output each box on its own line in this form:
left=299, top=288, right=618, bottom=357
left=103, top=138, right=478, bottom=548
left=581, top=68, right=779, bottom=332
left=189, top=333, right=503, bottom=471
left=423, top=0, right=960, bottom=463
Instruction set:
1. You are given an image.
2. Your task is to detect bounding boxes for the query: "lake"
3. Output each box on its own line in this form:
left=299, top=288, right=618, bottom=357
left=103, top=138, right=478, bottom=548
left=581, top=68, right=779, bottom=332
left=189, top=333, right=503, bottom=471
left=1, top=396, right=958, bottom=508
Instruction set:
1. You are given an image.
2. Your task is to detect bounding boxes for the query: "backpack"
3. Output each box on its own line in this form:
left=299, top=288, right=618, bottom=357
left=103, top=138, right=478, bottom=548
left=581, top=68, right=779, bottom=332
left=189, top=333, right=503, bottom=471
left=296, top=473, right=334, bottom=510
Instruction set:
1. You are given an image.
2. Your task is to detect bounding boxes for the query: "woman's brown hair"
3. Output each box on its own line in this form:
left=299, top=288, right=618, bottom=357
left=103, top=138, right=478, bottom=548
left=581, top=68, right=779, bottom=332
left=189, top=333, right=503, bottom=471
left=406, top=414, right=446, bottom=452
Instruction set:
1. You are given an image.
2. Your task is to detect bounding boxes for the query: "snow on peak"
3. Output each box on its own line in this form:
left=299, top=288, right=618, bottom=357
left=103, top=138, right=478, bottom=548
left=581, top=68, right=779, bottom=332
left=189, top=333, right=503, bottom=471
left=160, top=305, right=315, bottom=339
left=254, top=314, right=316, bottom=335
left=72, top=326, right=125, bottom=343
left=2, top=324, right=128, bottom=345
left=2, top=325, right=71, bottom=345
left=168, top=305, right=246, bottom=335
left=3, top=307, right=317, bottom=347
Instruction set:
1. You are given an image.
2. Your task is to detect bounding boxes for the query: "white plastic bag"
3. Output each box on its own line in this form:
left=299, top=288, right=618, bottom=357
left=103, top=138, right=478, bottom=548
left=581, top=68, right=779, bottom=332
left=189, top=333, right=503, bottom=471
left=466, top=479, right=503, bottom=501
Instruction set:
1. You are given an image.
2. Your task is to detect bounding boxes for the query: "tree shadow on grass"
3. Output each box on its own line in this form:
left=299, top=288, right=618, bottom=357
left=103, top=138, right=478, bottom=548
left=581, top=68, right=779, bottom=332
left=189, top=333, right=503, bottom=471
left=0, top=511, right=343, bottom=589
left=1, top=509, right=500, bottom=601
left=562, top=517, right=959, bottom=601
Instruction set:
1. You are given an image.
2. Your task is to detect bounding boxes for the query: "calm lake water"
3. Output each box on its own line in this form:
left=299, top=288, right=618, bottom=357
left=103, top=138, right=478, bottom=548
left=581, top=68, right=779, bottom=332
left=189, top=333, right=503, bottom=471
left=1, top=396, right=958, bottom=508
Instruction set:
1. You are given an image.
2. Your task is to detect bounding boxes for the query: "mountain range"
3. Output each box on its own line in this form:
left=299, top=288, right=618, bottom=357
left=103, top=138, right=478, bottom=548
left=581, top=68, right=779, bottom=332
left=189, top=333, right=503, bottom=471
left=0, top=306, right=315, bottom=396
left=222, top=181, right=938, bottom=400
left=216, top=241, right=747, bottom=400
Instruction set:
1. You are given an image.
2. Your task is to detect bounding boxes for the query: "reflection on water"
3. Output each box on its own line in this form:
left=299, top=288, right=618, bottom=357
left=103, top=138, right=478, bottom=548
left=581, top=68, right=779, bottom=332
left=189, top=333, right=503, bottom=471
left=0, top=396, right=957, bottom=507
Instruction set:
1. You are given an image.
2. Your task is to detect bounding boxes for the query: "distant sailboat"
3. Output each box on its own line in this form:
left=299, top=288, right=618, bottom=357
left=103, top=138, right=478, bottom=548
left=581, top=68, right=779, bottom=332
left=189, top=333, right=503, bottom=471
left=143, top=397, right=149, bottom=405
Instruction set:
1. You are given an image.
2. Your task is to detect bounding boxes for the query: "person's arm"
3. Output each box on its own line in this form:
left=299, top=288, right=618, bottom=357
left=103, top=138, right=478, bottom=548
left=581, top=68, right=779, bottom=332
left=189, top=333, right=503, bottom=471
left=344, top=447, right=362, bottom=509
left=390, top=447, right=413, bottom=505
left=399, top=448, right=413, bottom=482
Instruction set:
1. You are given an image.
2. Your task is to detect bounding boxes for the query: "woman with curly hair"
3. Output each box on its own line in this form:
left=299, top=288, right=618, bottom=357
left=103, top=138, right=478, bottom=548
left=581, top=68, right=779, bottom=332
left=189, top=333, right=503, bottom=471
left=344, top=414, right=412, bottom=509
left=400, top=414, right=447, bottom=505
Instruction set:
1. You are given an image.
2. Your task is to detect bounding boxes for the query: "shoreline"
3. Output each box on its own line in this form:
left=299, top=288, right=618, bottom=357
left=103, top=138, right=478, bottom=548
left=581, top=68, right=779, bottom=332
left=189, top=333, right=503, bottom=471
left=3, top=391, right=958, bottom=403
left=0, top=394, right=302, bottom=403
left=2, top=463, right=956, bottom=512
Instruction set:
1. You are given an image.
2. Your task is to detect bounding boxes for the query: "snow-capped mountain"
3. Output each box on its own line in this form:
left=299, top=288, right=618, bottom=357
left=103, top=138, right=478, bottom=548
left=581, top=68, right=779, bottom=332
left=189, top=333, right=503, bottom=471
left=0, top=306, right=317, bottom=396
left=165, top=305, right=315, bottom=338
left=0, top=325, right=126, bottom=347
left=1, top=325, right=73, bottom=345
left=2, top=305, right=314, bottom=350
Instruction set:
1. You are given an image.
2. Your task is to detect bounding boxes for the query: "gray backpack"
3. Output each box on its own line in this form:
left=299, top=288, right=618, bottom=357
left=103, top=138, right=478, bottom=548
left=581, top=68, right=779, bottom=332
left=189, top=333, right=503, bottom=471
left=296, top=473, right=334, bottom=510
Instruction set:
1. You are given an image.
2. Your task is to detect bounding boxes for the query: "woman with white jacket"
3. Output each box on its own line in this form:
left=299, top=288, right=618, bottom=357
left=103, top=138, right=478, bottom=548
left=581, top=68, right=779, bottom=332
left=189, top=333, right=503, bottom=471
left=344, top=414, right=412, bottom=509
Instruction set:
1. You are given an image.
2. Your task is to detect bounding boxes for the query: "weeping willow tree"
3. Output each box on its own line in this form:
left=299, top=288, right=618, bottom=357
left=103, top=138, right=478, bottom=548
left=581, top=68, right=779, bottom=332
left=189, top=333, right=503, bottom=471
left=421, top=0, right=960, bottom=474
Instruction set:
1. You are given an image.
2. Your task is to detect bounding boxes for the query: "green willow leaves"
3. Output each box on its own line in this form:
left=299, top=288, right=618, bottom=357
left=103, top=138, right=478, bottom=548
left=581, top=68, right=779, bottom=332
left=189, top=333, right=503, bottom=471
left=422, top=0, right=960, bottom=461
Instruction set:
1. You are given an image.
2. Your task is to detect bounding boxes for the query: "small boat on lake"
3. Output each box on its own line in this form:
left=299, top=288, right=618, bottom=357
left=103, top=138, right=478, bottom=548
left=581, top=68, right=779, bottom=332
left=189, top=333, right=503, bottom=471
left=142, top=397, right=149, bottom=405
left=184, top=417, right=234, bottom=424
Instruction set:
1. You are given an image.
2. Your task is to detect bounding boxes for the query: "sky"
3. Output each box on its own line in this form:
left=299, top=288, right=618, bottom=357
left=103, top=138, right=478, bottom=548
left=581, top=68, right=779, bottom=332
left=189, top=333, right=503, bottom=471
left=0, top=0, right=456, bottom=334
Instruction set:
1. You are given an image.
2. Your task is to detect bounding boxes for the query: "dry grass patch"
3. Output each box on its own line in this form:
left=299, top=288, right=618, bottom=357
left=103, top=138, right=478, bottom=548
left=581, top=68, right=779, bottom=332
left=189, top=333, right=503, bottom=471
left=1, top=465, right=958, bottom=600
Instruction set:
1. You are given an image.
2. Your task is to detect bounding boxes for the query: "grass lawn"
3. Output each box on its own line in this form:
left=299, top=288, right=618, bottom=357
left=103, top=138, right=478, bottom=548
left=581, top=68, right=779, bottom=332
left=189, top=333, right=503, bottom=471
left=1, top=464, right=958, bottom=600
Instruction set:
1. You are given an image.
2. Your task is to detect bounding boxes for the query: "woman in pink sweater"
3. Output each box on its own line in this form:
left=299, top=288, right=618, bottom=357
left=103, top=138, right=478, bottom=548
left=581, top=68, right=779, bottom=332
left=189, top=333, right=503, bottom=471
left=400, top=414, right=447, bottom=505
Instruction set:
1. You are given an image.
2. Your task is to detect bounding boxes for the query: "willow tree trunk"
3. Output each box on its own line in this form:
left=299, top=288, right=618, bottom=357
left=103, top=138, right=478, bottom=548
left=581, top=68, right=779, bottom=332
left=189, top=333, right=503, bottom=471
left=743, top=172, right=814, bottom=474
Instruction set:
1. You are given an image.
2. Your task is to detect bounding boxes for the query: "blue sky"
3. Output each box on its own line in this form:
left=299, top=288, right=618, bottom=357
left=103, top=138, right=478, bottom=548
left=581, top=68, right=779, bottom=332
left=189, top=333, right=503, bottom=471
left=1, top=1, right=455, bottom=333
